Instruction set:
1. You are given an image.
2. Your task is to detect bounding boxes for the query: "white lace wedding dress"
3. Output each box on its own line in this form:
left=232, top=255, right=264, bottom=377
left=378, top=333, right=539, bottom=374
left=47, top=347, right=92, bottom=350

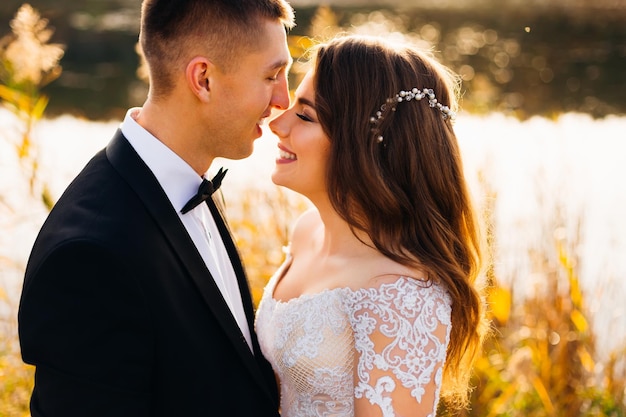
left=255, top=256, right=452, bottom=417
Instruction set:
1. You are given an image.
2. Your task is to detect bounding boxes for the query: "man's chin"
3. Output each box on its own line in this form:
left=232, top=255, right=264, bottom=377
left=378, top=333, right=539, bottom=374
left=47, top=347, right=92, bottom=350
left=225, top=145, right=255, bottom=161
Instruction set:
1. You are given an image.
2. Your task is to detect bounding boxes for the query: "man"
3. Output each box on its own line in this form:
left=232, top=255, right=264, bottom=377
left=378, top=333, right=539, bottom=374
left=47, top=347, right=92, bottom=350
left=18, top=0, right=294, bottom=415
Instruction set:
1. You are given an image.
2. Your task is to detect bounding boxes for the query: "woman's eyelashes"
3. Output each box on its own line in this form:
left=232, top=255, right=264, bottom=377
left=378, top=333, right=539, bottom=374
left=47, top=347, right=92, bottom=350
left=296, top=112, right=312, bottom=122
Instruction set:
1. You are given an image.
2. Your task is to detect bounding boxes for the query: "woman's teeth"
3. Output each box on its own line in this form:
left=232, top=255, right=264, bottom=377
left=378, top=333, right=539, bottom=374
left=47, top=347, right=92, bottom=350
left=279, top=149, right=296, bottom=160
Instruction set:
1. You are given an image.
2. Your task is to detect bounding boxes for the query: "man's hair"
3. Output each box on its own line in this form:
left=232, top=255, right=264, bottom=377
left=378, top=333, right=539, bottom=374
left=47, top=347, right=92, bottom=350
left=139, top=0, right=295, bottom=97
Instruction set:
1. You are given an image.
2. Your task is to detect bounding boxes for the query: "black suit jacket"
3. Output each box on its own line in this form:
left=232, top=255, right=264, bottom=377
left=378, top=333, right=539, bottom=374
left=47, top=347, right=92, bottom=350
left=18, top=131, right=279, bottom=416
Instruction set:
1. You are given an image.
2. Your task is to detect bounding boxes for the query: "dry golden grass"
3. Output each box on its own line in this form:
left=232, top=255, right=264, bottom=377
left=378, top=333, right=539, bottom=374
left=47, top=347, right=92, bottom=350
left=0, top=348, right=33, bottom=417
left=224, top=187, right=310, bottom=307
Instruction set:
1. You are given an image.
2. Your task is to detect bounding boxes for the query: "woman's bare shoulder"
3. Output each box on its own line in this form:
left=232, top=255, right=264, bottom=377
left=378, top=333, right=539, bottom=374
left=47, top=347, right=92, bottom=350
left=289, top=208, right=322, bottom=254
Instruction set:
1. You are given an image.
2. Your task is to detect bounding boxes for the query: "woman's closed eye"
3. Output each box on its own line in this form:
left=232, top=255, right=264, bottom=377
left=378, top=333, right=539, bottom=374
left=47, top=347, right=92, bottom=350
left=294, top=97, right=317, bottom=122
left=296, top=112, right=313, bottom=122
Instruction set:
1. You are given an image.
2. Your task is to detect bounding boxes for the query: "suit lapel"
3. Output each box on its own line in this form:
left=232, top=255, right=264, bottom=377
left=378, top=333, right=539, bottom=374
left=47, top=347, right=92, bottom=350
left=105, top=131, right=276, bottom=402
left=205, top=197, right=260, bottom=352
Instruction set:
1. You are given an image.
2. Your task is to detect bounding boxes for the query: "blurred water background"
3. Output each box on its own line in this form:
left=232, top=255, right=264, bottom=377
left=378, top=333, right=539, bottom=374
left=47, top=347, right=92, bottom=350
left=2, top=0, right=626, bottom=120
left=1, top=0, right=626, bottom=360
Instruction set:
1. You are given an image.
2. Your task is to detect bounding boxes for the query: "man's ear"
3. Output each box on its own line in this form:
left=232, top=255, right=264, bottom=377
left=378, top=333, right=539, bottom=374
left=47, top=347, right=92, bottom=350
left=186, top=56, right=213, bottom=102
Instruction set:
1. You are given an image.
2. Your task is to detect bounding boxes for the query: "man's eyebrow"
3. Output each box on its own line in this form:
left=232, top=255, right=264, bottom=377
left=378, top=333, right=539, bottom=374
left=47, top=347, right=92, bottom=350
left=268, top=57, right=294, bottom=71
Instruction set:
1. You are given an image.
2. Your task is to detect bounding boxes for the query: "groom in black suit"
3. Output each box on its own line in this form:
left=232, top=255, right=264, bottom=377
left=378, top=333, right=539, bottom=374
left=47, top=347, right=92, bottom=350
left=18, top=1, right=294, bottom=415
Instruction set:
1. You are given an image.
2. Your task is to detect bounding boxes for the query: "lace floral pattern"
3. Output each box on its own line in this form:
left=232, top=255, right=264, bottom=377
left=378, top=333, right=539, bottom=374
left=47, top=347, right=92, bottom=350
left=344, top=280, right=452, bottom=416
left=256, top=268, right=452, bottom=417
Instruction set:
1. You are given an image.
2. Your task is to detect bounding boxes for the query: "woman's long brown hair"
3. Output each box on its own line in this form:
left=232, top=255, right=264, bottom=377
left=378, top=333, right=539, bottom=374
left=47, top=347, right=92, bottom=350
left=313, top=35, right=486, bottom=408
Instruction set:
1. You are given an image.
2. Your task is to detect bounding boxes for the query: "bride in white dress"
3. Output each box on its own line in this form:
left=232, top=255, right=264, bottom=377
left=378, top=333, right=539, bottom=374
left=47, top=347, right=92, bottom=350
left=255, top=35, right=485, bottom=417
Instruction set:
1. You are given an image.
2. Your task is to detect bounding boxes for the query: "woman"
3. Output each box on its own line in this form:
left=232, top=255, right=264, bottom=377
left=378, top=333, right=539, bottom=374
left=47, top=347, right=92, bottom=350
left=255, top=35, right=485, bottom=417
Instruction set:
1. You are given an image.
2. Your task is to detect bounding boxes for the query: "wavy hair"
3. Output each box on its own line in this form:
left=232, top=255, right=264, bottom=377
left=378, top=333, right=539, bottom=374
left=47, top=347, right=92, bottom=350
left=313, top=35, right=486, bottom=408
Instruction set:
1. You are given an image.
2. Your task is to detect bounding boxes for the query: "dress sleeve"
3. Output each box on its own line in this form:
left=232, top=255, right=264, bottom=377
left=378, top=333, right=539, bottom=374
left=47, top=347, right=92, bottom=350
left=344, top=277, right=452, bottom=417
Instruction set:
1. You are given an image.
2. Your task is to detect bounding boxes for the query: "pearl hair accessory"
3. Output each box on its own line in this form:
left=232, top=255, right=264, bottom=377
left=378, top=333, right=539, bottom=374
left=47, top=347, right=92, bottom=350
left=370, top=88, right=456, bottom=143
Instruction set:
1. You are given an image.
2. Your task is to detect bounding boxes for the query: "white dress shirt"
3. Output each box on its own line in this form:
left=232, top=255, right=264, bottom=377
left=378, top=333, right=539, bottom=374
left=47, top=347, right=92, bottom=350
left=120, top=108, right=253, bottom=351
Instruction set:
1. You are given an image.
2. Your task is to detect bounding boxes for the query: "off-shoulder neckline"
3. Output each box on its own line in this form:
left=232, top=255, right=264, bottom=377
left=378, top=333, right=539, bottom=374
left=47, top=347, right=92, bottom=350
left=267, top=253, right=435, bottom=307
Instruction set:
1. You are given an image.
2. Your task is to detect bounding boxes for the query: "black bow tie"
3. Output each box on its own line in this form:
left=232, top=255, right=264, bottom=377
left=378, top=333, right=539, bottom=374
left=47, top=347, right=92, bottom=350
left=181, top=167, right=227, bottom=214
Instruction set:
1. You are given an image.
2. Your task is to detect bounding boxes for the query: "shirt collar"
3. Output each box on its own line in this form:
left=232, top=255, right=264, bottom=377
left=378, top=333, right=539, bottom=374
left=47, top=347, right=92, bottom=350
left=120, top=107, right=204, bottom=213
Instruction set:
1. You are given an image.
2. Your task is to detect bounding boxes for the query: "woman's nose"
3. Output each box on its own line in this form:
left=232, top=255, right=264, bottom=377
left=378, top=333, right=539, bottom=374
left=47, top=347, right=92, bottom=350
left=269, top=112, right=288, bottom=138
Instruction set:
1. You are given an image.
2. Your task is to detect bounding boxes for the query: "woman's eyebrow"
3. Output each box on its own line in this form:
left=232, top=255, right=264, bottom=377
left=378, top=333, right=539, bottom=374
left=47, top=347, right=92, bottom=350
left=297, top=97, right=316, bottom=109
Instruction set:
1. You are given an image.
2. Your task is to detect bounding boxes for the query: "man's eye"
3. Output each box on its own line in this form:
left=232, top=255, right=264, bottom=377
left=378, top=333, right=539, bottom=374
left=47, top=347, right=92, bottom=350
left=268, top=71, right=283, bottom=81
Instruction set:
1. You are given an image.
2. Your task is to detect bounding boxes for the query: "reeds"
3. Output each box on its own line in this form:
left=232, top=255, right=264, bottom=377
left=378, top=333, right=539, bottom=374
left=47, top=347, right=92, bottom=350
left=223, top=187, right=310, bottom=307
left=458, top=241, right=625, bottom=416
left=0, top=3, right=64, bottom=210
left=438, top=174, right=626, bottom=417
left=0, top=4, right=61, bottom=415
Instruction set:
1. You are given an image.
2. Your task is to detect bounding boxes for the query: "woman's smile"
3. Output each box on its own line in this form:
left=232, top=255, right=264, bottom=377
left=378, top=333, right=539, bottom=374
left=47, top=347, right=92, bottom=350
left=276, top=144, right=297, bottom=163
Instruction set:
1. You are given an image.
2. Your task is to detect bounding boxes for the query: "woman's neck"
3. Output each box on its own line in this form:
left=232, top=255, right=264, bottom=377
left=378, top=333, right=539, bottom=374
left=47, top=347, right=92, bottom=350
left=313, top=199, right=377, bottom=259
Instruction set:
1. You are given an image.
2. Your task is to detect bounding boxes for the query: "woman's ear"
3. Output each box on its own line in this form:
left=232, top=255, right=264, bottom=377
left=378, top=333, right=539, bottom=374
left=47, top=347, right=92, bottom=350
left=186, top=56, right=213, bottom=102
